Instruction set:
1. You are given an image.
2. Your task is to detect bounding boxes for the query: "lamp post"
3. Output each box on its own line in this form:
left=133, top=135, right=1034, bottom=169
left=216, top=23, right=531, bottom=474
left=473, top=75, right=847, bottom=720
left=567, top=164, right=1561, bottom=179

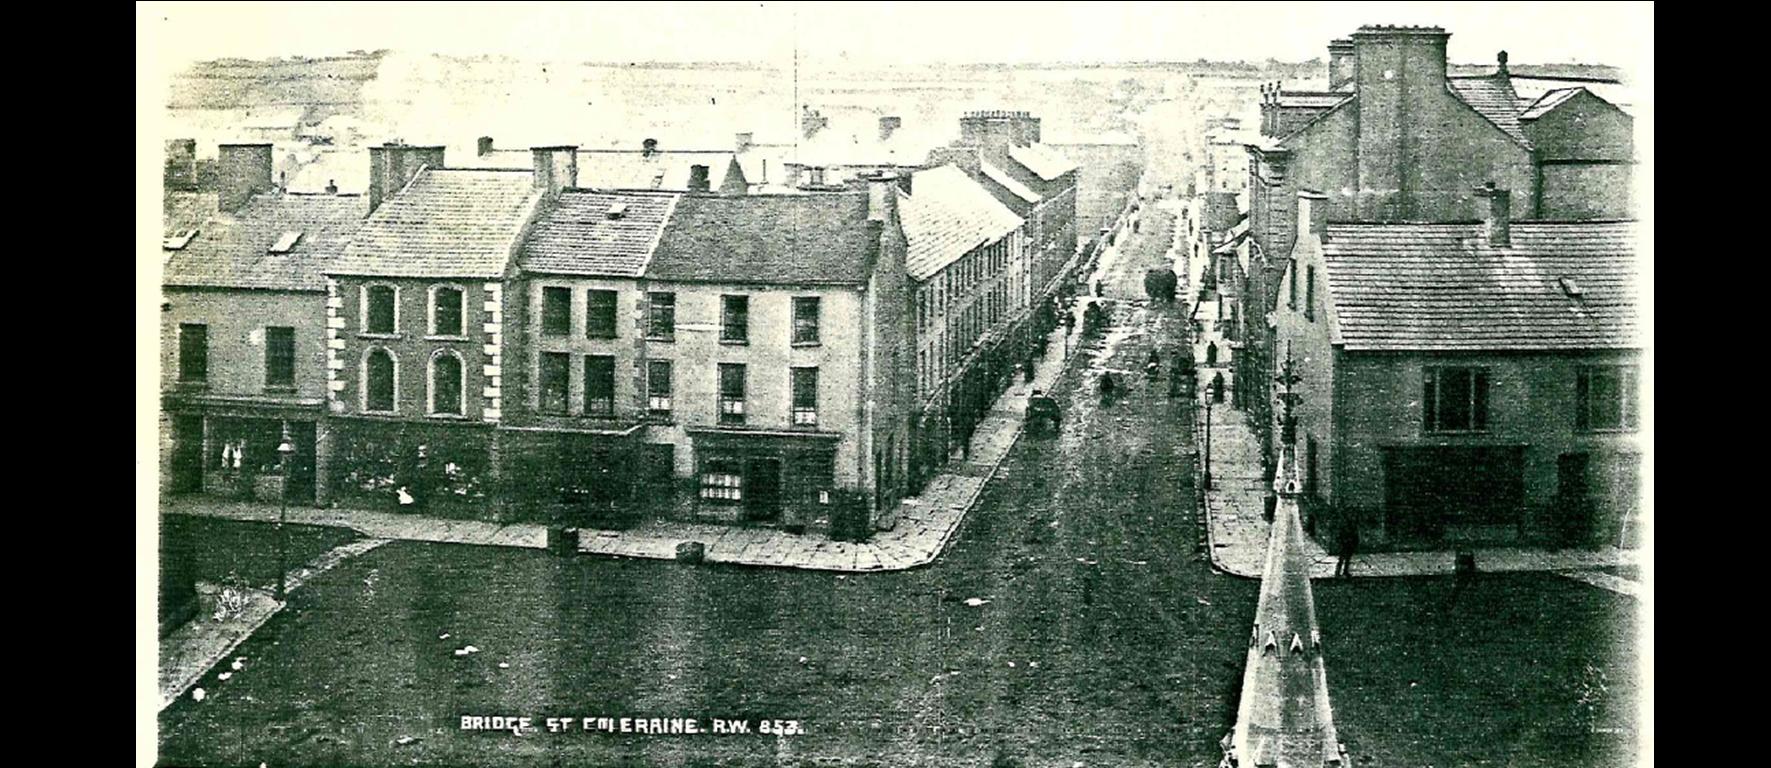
left=275, top=425, right=295, bottom=603
left=1202, top=382, right=1213, bottom=491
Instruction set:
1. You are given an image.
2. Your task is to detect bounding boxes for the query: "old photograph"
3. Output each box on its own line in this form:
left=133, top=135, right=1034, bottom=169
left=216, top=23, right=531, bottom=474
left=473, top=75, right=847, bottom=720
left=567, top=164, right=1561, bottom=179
left=137, top=2, right=1652, bottom=766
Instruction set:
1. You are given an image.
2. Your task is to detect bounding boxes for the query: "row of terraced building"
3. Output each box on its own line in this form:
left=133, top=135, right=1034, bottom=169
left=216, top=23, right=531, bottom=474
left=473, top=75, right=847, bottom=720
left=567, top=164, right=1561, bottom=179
left=159, top=111, right=1093, bottom=538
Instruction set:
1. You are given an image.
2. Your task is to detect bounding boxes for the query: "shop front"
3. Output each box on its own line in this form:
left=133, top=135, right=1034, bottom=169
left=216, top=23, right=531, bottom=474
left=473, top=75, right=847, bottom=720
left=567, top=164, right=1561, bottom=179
left=689, top=428, right=839, bottom=531
left=162, top=395, right=323, bottom=505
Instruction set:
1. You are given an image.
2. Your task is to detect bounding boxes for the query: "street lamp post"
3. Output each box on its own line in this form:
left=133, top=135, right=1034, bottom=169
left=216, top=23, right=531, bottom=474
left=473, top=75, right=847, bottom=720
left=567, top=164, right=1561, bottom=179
left=1202, top=389, right=1213, bottom=491
left=275, top=425, right=296, bottom=603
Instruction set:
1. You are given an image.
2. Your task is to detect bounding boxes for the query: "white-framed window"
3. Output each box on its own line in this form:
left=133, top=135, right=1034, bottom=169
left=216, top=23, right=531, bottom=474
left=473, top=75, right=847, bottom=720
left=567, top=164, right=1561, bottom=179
left=700, top=461, right=743, bottom=502
left=428, top=349, right=464, bottom=416
left=1576, top=365, right=1639, bottom=432
left=362, top=346, right=398, bottom=413
left=647, top=359, right=673, bottom=418
left=718, top=363, right=746, bottom=425
left=1423, top=367, right=1490, bottom=433
left=362, top=283, right=400, bottom=336
left=791, top=366, right=818, bottom=427
left=429, top=284, right=466, bottom=337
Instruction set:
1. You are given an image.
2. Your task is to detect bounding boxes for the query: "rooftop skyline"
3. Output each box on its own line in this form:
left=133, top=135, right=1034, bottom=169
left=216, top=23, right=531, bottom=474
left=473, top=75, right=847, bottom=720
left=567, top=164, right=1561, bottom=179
left=140, top=2, right=1653, bottom=75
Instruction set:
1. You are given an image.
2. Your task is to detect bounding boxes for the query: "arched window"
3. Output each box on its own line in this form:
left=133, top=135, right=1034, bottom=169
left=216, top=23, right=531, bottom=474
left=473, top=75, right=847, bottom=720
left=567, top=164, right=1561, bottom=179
left=430, top=350, right=464, bottom=416
left=364, top=348, right=397, bottom=413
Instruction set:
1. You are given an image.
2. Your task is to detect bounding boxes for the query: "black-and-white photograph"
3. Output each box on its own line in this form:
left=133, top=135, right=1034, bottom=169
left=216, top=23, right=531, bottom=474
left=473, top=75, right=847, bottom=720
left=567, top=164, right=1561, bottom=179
left=137, top=2, right=1652, bottom=766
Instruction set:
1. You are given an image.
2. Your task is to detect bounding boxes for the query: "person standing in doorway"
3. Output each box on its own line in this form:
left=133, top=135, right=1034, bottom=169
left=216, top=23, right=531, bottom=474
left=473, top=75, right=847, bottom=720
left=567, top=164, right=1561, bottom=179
left=1335, top=517, right=1360, bottom=578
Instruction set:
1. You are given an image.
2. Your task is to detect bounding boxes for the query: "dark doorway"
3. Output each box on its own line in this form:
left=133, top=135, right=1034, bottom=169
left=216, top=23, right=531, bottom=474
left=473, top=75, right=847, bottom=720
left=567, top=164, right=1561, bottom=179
left=171, top=415, right=204, bottom=494
left=743, top=458, right=781, bottom=522
left=287, top=421, right=318, bottom=504
left=1557, top=452, right=1594, bottom=545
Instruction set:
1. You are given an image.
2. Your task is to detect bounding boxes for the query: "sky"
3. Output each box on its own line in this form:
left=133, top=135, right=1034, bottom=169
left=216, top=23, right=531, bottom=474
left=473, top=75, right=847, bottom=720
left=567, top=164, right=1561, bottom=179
left=138, top=1, right=1653, bottom=75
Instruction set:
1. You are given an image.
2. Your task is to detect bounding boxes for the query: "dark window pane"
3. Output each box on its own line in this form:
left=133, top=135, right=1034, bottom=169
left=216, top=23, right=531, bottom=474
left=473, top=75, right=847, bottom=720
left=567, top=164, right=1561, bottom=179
left=1437, top=369, right=1471, bottom=431
left=793, top=297, right=821, bottom=344
left=366, top=349, right=396, bottom=412
left=432, top=354, right=462, bottom=415
left=718, top=363, right=745, bottom=424
left=584, top=355, right=615, bottom=416
left=586, top=290, right=617, bottom=338
left=542, top=287, right=571, bottom=336
left=434, top=287, right=463, bottom=336
left=722, top=295, right=749, bottom=342
left=367, top=285, right=396, bottom=334
left=265, top=326, right=295, bottom=387
left=1575, top=368, right=1591, bottom=431
left=1472, top=370, right=1489, bottom=430
left=792, top=367, right=818, bottom=426
left=179, top=323, right=207, bottom=382
left=540, top=352, right=570, bottom=415
left=648, top=360, right=672, bottom=416
left=648, top=293, right=675, bottom=340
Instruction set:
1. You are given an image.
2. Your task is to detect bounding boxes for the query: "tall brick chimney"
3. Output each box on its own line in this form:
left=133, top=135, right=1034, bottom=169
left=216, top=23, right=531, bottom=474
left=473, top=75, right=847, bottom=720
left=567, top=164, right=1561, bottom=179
left=1475, top=183, right=1511, bottom=248
left=165, top=139, right=197, bottom=191
left=218, top=143, right=274, bottom=212
left=1297, top=189, right=1329, bottom=244
left=1351, top=25, right=1450, bottom=220
left=957, top=110, right=1041, bottom=158
left=369, top=143, right=446, bottom=214
left=531, top=146, right=579, bottom=199
left=1327, top=39, right=1356, bottom=90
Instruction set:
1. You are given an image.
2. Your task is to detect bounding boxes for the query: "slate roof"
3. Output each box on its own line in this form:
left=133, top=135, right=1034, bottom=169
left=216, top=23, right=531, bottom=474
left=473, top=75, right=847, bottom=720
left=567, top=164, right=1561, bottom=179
left=521, top=190, right=679, bottom=278
left=331, top=168, right=539, bottom=278
left=164, top=191, right=219, bottom=237
left=164, top=193, right=367, bottom=291
left=1448, top=77, right=1531, bottom=147
left=1007, top=143, right=1078, bottom=181
left=980, top=160, right=1042, bottom=204
left=1519, top=88, right=1586, bottom=120
left=899, top=165, right=1024, bottom=281
left=647, top=193, right=876, bottom=285
left=1319, top=221, right=1638, bottom=352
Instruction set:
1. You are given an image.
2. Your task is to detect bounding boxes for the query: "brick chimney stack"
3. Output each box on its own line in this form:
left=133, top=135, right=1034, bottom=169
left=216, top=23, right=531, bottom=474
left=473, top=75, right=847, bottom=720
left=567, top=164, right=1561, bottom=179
left=1475, top=182, right=1511, bottom=248
left=1327, top=39, right=1356, bottom=90
left=878, top=115, right=902, bottom=142
left=218, top=143, right=274, bottom=212
left=369, top=142, right=446, bottom=214
left=531, top=146, right=579, bottom=199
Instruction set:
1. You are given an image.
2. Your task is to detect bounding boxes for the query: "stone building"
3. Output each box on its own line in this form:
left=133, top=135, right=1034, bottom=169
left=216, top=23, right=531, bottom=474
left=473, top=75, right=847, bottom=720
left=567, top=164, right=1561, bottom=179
left=898, top=165, right=1027, bottom=492
left=505, top=174, right=915, bottom=534
left=1237, top=25, right=1635, bottom=473
left=321, top=145, right=549, bottom=515
left=160, top=143, right=365, bottom=507
left=1272, top=189, right=1640, bottom=549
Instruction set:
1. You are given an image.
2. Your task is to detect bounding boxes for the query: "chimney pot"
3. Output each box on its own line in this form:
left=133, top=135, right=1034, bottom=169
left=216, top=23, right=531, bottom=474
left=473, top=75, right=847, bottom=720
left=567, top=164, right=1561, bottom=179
left=477, top=136, right=494, bottom=157
left=1496, top=50, right=1509, bottom=75
left=642, top=138, right=659, bottom=157
left=687, top=164, right=711, bottom=194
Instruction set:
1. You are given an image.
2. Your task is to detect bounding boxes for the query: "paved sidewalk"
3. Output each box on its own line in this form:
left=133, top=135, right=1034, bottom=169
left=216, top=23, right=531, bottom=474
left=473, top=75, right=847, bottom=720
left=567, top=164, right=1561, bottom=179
left=158, top=537, right=390, bottom=711
left=583, top=312, right=1082, bottom=571
left=165, top=308, right=1085, bottom=574
left=1189, top=295, right=1642, bottom=591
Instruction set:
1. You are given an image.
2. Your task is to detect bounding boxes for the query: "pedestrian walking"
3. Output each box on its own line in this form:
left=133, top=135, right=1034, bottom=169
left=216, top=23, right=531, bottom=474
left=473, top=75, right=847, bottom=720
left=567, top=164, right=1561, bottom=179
left=1206, top=341, right=1218, bottom=367
left=1335, top=518, right=1360, bottom=578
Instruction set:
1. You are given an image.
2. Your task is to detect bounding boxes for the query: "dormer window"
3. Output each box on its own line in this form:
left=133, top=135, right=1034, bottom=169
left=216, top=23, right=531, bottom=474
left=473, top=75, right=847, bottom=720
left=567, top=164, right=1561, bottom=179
left=163, top=229, right=198, bottom=251
left=606, top=202, right=628, bottom=219
left=268, top=231, right=302, bottom=254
